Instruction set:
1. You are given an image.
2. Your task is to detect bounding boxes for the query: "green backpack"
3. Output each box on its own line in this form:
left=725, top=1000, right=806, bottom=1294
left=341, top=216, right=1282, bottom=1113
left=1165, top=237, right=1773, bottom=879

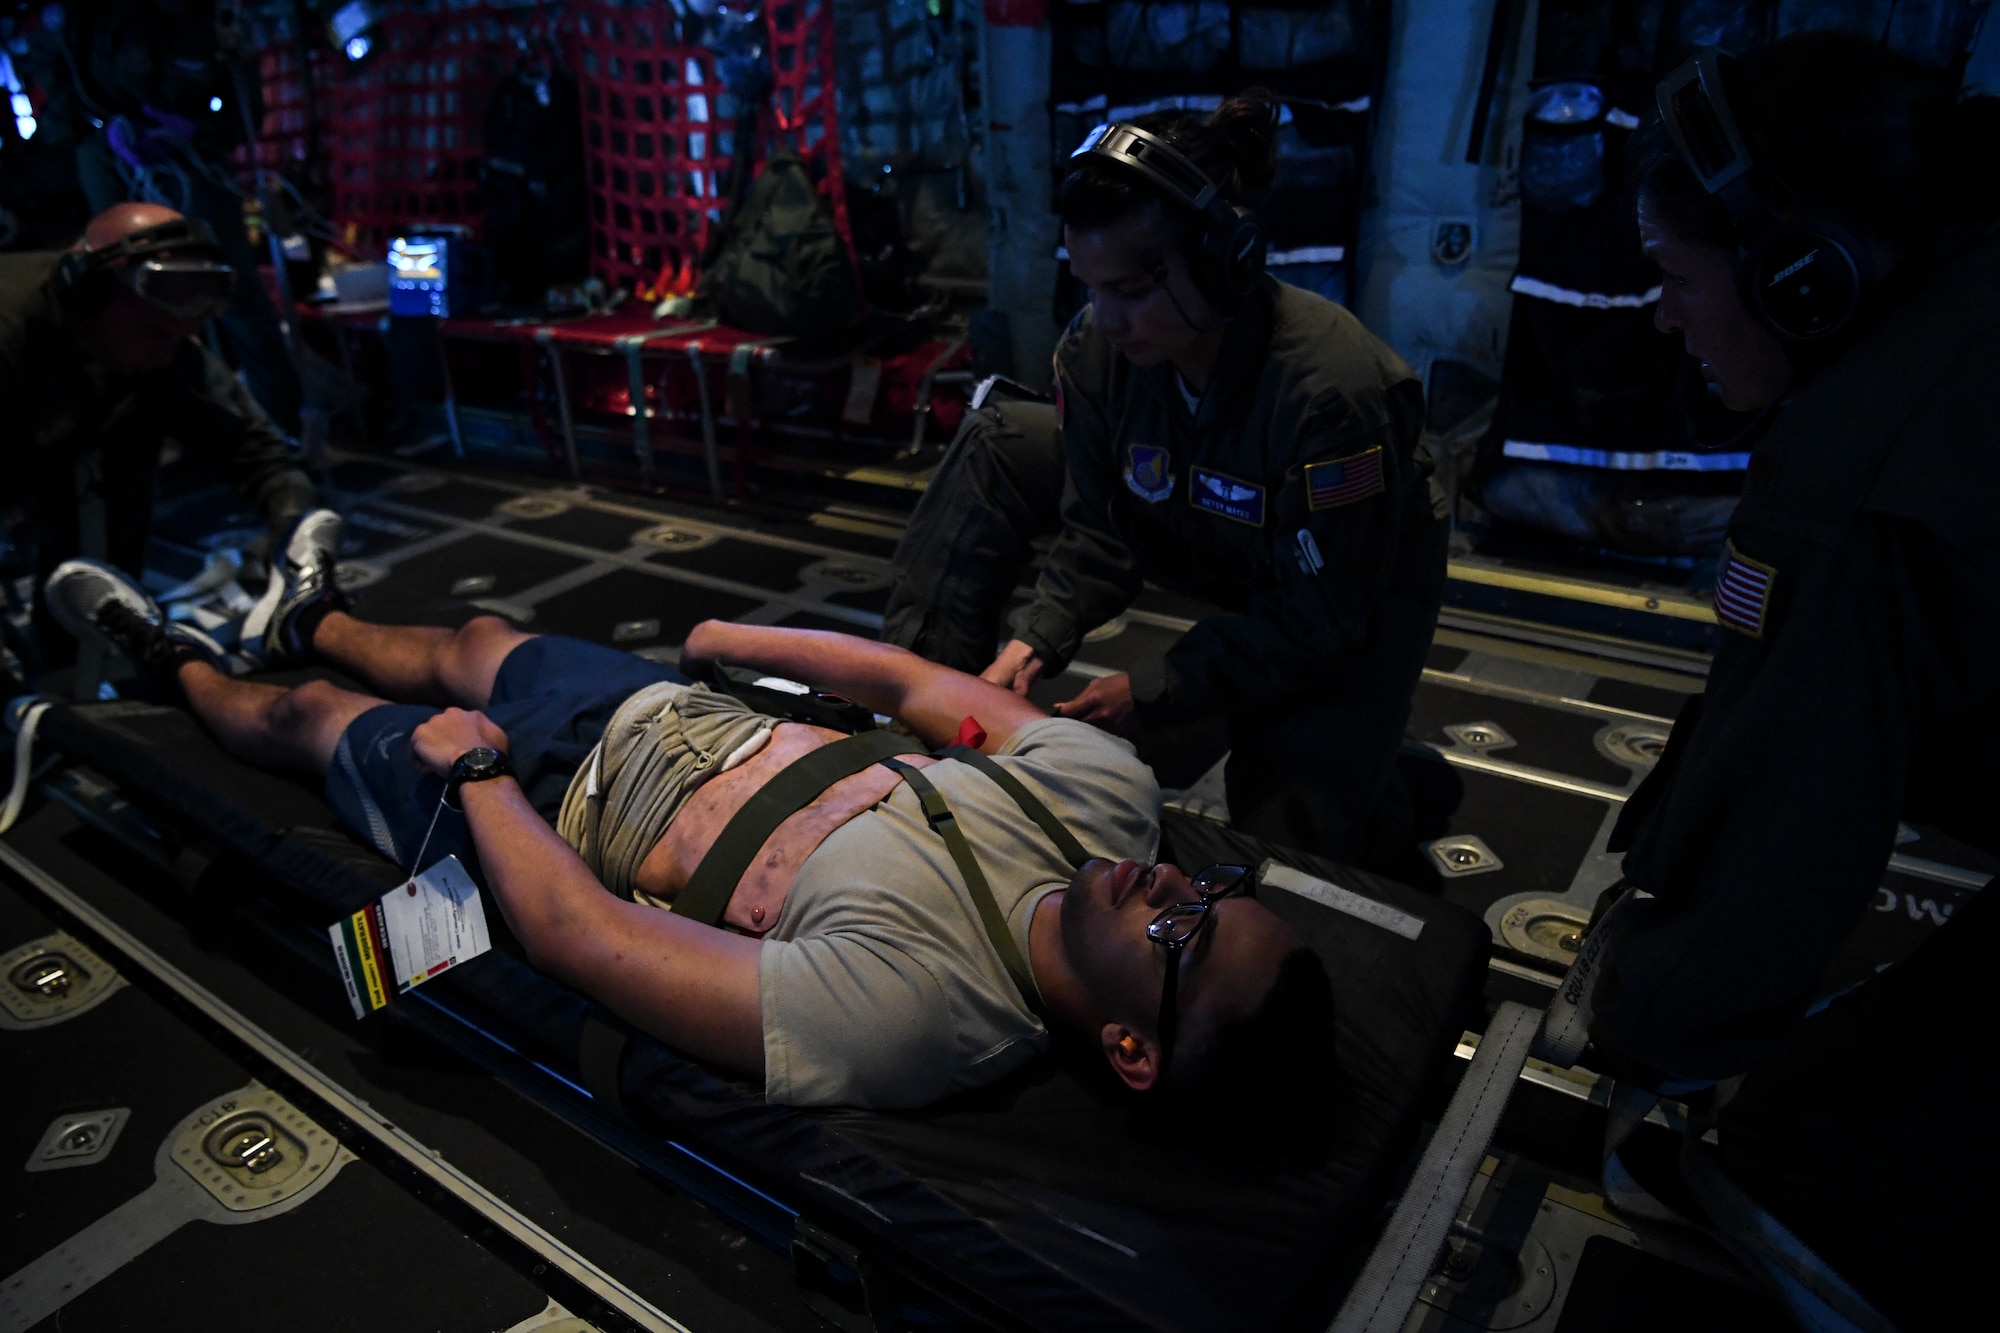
left=698, top=151, right=857, bottom=343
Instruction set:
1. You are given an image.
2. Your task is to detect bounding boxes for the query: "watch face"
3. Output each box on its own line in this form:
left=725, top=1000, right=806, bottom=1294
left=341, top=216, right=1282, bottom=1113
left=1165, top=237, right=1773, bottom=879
left=455, top=747, right=505, bottom=779
left=443, top=747, right=510, bottom=810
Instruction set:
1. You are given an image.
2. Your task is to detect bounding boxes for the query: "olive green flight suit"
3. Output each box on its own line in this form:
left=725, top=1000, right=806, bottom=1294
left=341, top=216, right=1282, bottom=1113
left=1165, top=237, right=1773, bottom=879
left=886, top=278, right=1449, bottom=864
left=1598, top=234, right=2000, bottom=1330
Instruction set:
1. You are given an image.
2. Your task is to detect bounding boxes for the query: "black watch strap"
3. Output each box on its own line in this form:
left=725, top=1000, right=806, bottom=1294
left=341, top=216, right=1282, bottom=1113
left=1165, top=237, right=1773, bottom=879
left=444, top=747, right=515, bottom=809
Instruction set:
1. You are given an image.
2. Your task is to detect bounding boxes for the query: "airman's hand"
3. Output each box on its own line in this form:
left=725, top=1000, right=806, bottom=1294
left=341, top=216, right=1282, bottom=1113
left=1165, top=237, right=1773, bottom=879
left=1052, top=673, right=1135, bottom=731
left=411, top=708, right=510, bottom=778
left=980, top=639, right=1047, bottom=696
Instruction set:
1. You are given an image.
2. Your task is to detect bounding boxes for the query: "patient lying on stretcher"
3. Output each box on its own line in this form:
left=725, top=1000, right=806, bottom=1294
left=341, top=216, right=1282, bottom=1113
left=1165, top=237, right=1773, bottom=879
left=45, top=511, right=1333, bottom=1112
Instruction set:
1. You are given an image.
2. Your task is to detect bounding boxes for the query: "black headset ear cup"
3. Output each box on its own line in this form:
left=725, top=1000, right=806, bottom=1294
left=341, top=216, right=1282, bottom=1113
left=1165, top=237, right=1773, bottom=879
left=1076, top=121, right=1268, bottom=302
left=1205, top=203, right=1267, bottom=298
left=55, top=251, right=89, bottom=291
left=1738, top=221, right=1866, bottom=342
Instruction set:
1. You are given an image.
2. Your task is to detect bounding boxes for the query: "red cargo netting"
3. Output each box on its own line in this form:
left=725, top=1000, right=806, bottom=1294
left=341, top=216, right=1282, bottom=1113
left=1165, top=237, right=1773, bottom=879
left=575, top=2, right=742, bottom=301
left=764, top=0, right=852, bottom=255
left=325, top=6, right=516, bottom=250
left=577, top=0, right=854, bottom=301
left=231, top=38, right=323, bottom=184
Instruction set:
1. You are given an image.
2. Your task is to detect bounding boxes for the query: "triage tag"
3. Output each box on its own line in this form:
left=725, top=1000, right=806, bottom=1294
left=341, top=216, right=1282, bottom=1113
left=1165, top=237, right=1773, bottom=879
left=329, top=855, right=493, bottom=1019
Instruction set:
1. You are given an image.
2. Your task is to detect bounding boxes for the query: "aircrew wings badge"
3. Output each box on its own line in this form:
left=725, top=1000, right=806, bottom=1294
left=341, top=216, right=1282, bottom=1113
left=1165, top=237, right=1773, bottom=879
left=1124, top=443, right=1175, bottom=503
left=1305, top=447, right=1386, bottom=511
left=1189, top=466, right=1265, bottom=526
left=1713, top=540, right=1777, bottom=638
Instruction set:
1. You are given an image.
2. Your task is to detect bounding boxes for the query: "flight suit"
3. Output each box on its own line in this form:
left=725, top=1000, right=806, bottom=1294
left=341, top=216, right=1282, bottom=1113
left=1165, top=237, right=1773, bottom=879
left=886, top=278, right=1449, bottom=863
left=0, top=250, right=315, bottom=670
left=1597, top=233, right=2000, bottom=1330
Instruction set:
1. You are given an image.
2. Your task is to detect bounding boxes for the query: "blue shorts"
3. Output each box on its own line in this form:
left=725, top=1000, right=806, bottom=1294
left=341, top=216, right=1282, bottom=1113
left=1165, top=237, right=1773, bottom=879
left=324, top=636, right=686, bottom=878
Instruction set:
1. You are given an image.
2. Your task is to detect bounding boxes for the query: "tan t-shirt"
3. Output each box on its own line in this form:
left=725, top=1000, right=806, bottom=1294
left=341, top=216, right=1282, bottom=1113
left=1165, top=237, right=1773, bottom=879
left=758, top=717, right=1160, bottom=1108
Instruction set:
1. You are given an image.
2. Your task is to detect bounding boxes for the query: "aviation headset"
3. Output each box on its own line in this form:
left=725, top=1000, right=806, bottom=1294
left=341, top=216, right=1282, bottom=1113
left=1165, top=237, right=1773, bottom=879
left=1069, top=121, right=1269, bottom=301
left=55, top=217, right=236, bottom=321
left=1656, top=48, right=1872, bottom=343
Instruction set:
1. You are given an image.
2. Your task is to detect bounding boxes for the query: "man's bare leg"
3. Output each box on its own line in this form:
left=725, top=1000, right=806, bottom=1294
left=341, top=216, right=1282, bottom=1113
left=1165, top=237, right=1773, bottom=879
left=176, top=662, right=385, bottom=775
left=307, top=613, right=537, bottom=709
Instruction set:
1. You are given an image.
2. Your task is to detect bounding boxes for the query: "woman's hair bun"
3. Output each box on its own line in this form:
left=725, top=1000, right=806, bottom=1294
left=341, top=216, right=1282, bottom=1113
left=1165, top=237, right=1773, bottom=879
left=1199, top=89, right=1282, bottom=199
left=1057, top=88, right=1282, bottom=235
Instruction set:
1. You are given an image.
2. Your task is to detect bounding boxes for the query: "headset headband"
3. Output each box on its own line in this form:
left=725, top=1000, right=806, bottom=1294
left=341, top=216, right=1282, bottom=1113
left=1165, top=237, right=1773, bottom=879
left=1069, top=118, right=1269, bottom=300
left=1071, top=122, right=1221, bottom=215
left=1654, top=47, right=1867, bottom=343
left=78, top=217, right=225, bottom=276
left=61, top=216, right=235, bottom=322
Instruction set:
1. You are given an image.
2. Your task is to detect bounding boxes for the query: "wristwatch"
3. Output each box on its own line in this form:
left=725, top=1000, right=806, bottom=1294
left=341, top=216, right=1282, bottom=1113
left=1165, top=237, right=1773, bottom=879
left=444, top=746, right=515, bottom=809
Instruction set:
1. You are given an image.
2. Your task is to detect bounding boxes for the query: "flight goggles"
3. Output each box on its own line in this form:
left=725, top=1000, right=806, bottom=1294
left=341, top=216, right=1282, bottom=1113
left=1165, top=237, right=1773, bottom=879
left=77, top=217, right=236, bottom=321
left=114, top=256, right=236, bottom=321
left=1656, top=48, right=1754, bottom=197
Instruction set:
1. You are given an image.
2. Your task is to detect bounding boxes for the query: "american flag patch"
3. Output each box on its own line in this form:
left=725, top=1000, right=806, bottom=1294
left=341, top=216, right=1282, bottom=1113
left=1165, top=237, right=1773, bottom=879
left=1305, top=447, right=1386, bottom=510
left=1714, top=541, right=1777, bottom=638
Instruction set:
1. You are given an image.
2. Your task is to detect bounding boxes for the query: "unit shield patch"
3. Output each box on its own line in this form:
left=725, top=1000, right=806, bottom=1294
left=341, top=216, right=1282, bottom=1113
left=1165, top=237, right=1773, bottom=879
left=1124, top=443, right=1175, bottom=502
left=1189, top=467, right=1265, bottom=526
left=1305, top=446, right=1386, bottom=510
left=1714, top=540, right=1777, bottom=638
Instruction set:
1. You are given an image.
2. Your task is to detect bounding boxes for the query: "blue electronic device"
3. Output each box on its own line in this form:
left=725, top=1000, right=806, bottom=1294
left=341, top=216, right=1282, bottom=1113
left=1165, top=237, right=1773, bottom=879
left=388, top=234, right=452, bottom=317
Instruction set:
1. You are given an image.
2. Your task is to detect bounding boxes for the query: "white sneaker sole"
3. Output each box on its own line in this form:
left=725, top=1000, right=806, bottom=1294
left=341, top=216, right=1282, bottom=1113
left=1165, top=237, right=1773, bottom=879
left=240, top=509, right=345, bottom=660
left=239, top=563, right=287, bottom=655
left=44, top=558, right=162, bottom=658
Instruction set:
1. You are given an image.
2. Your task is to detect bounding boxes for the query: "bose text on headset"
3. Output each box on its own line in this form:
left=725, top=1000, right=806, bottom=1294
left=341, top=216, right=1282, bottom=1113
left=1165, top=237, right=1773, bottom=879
left=1067, top=120, right=1270, bottom=333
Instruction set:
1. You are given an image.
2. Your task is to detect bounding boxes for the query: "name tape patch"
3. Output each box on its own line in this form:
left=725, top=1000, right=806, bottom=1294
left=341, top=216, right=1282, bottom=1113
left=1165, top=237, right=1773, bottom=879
left=1714, top=540, right=1777, bottom=638
left=1189, top=466, right=1265, bottom=526
left=1305, top=447, right=1386, bottom=510
left=1124, top=443, right=1174, bottom=502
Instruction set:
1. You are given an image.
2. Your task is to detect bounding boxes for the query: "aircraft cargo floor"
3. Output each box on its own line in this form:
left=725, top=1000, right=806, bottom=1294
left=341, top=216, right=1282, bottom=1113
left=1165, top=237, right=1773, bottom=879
left=4, top=442, right=1988, bottom=1331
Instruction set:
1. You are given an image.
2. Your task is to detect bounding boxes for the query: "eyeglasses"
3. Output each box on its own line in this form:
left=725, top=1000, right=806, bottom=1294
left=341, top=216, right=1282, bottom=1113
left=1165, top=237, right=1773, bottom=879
left=1146, top=864, right=1252, bottom=1078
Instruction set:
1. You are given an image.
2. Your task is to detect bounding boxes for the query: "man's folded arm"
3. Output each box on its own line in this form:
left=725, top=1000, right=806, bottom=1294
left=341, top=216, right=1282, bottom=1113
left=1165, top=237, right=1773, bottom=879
left=682, top=622, right=1048, bottom=752
left=458, top=777, right=767, bottom=1074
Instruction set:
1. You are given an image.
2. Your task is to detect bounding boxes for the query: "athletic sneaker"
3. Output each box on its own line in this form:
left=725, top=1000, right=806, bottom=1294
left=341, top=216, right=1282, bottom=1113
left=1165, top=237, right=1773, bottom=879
left=241, top=508, right=349, bottom=666
left=43, top=559, right=231, bottom=679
